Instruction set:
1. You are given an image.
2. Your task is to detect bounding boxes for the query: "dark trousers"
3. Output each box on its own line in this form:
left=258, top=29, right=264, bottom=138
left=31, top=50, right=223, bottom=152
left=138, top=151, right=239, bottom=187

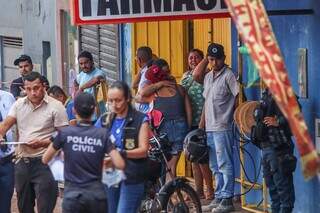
left=106, top=182, right=145, bottom=213
left=262, top=147, right=295, bottom=213
left=0, top=159, right=14, bottom=213
left=15, top=158, right=58, bottom=213
left=63, top=181, right=107, bottom=213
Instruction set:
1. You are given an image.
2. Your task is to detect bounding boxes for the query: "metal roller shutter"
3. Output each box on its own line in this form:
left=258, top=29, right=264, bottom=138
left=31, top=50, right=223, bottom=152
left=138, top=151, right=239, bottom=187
left=99, top=25, right=119, bottom=82
left=79, top=24, right=119, bottom=82
left=79, top=25, right=99, bottom=63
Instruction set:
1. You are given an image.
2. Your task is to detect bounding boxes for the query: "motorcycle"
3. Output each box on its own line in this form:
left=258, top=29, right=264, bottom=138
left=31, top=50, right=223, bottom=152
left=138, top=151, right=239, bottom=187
left=139, top=110, right=202, bottom=213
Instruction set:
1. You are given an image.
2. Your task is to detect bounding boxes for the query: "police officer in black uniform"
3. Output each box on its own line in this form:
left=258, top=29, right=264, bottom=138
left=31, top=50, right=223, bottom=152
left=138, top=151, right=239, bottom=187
left=252, top=89, right=297, bottom=213
left=42, top=92, right=125, bottom=213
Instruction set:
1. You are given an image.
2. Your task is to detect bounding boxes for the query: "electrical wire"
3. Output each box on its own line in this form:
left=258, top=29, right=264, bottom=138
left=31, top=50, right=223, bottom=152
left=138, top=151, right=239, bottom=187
left=233, top=146, right=262, bottom=197
left=256, top=198, right=264, bottom=208
left=232, top=121, right=262, bottom=197
left=232, top=122, right=250, bottom=145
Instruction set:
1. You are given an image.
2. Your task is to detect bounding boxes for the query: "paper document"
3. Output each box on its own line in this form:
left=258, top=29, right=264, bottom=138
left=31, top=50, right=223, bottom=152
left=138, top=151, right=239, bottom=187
left=2, top=141, right=28, bottom=145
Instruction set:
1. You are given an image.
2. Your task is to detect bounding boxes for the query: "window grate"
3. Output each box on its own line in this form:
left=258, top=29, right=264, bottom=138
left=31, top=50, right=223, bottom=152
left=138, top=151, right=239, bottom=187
left=3, top=36, right=23, bottom=48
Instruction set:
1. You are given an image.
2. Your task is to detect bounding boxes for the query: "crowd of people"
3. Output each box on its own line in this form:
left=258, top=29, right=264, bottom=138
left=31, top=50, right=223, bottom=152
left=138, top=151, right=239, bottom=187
left=0, top=42, right=297, bottom=213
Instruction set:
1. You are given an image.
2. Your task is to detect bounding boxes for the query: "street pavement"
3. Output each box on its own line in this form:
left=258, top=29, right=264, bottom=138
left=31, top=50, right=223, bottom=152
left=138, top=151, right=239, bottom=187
left=11, top=192, right=249, bottom=213
left=11, top=191, right=62, bottom=213
left=200, top=198, right=249, bottom=213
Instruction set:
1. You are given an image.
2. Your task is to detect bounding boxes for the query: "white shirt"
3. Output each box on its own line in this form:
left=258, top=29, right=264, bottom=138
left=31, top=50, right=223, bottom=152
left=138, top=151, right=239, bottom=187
left=138, top=66, right=150, bottom=91
left=0, top=90, right=15, bottom=158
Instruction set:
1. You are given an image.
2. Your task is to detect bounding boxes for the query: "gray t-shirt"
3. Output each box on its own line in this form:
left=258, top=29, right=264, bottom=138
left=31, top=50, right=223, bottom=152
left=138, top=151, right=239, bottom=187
left=203, top=66, right=239, bottom=131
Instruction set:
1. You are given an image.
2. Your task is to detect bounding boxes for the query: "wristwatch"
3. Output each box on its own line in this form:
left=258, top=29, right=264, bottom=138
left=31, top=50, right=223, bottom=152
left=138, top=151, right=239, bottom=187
left=120, top=149, right=127, bottom=158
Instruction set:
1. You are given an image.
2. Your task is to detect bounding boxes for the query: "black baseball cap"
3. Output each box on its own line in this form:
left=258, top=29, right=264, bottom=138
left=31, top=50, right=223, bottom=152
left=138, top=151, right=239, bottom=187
left=74, top=92, right=96, bottom=118
left=207, top=43, right=225, bottom=59
left=14, top=54, right=33, bottom=66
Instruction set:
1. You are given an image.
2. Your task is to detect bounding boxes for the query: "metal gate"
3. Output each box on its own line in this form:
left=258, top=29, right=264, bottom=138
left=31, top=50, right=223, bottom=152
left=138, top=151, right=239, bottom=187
left=0, top=36, right=23, bottom=91
left=79, top=24, right=119, bottom=82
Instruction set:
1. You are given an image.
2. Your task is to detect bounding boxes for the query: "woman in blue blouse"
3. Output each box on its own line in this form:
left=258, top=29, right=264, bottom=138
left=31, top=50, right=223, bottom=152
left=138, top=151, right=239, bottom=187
left=95, top=81, right=149, bottom=213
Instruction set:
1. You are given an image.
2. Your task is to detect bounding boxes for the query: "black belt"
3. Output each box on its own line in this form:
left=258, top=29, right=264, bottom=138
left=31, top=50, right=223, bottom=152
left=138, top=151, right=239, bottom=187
left=64, top=180, right=103, bottom=188
left=260, top=140, right=273, bottom=149
left=19, top=156, right=42, bottom=164
left=0, top=154, right=13, bottom=165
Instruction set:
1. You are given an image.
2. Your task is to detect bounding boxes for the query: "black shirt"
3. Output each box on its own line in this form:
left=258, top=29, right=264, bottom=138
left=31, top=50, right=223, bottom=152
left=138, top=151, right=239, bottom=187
left=10, top=75, right=50, bottom=98
left=52, top=124, right=114, bottom=184
left=10, top=77, right=24, bottom=98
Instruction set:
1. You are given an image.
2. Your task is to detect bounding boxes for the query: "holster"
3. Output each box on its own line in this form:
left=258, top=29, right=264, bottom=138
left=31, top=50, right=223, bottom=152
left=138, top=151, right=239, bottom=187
left=250, top=125, right=261, bottom=149
left=277, top=153, right=297, bottom=174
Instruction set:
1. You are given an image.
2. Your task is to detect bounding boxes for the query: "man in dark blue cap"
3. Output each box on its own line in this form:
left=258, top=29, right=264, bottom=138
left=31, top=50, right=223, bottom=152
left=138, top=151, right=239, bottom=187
left=11, top=54, right=50, bottom=98
left=11, top=54, right=33, bottom=98
left=194, top=43, right=239, bottom=213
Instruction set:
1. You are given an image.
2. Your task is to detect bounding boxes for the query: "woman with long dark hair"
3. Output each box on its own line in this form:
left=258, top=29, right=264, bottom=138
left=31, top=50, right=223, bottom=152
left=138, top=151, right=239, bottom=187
left=95, top=81, right=149, bottom=213
left=181, top=49, right=214, bottom=200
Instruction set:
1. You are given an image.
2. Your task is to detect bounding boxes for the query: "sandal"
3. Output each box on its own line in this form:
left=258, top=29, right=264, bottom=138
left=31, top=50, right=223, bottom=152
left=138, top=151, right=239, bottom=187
left=205, top=193, right=214, bottom=200
left=194, top=190, right=205, bottom=200
left=199, top=194, right=205, bottom=200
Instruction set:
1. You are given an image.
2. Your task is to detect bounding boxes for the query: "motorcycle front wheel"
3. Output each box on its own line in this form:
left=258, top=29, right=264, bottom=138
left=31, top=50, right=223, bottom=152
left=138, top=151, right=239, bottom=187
left=158, top=180, right=202, bottom=213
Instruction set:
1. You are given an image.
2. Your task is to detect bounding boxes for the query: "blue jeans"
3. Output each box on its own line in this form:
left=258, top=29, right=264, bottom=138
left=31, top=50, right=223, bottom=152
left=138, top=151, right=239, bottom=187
left=159, top=118, right=188, bottom=155
left=207, top=130, right=235, bottom=199
left=0, top=160, right=14, bottom=213
left=262, top=147, right=295, bottom=213
left=106, top=182, right=145, bottom=213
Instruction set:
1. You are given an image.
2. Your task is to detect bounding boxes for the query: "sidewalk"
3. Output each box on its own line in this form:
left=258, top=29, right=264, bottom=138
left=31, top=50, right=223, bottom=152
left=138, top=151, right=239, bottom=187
left=11, top=185, right=250, bottom=213
left=187, top=176, right=249, bottom=213
left=11, top=192, right=249, bottom=213
left=11, top=192, right=62, bottom=213
left=200, top=198, right=249, bottom=213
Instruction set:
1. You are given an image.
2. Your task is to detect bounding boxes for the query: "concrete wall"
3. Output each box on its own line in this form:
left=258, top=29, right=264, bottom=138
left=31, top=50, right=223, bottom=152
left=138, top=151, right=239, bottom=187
left=231, top=1, right=320, bottom=212
left=0, top=0, right=71, bottom=86
left=21, top=0, right=57, bottom=83
left=0, top=0, right=22, bottom=37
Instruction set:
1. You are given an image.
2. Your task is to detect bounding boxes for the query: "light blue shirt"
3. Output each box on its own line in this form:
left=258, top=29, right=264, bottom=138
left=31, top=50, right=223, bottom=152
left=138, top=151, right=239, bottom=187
left=138, top=66, right=150, bottom=91
left=0, top=90, right=15, bottom=158
left=95, top=117, right=126, bottom=150
left=76, top=67, right=105, bottom=95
